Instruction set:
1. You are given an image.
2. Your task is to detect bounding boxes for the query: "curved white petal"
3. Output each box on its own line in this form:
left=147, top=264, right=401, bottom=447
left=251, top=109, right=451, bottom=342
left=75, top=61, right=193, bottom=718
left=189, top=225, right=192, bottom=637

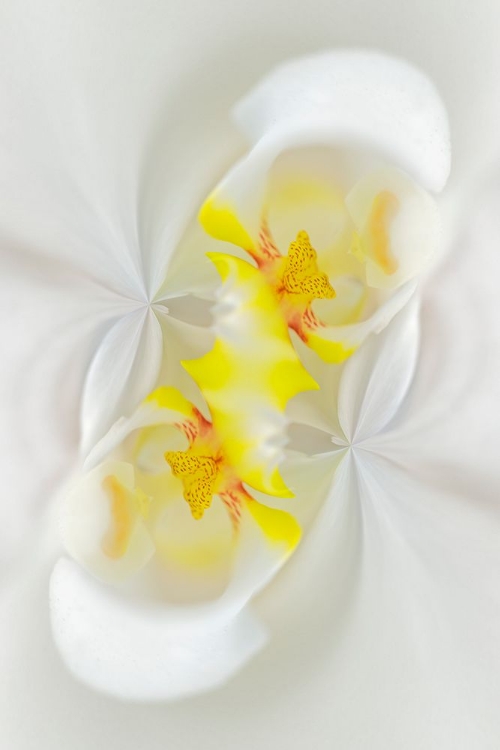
left=338, top=294, right=419, bottom=443
left=335, top=451, right=500, bottom=744
left=154, top=312, right=215, bottom=410
left=82, top=315, right=213, bottom=473
left=255, top=447, right=500, bottom=748
left=234, top=50, right=451, bottom=193
left=200, top=56, right=450, bottom=266
left=306, top=278, right=416, bottom=361
left=80, top=307, right=163, bottom=455
left=51, top=478, right=302, bottom=700
left=373, top=176, right=500, bottom=485
left=292, top=284, right=418, bottom=438
left=152, top=219, right=221, bottom=303
left=50, top=557, right=267, bottom=701
left=286, top=335, right=347, bottom=441
left=0, top=246, right=135, bottom=563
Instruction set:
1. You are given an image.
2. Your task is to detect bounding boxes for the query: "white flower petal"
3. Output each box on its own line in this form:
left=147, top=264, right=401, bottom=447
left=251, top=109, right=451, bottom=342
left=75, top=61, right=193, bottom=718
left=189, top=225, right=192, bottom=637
left=286, top=335, right=347, bottom=441
left=305, top=278, right=416, bottom=360
left=0, top=248, right=135, bottom=563
left=50, top=481, right=302, bottom=700
left=338, top=295, right=419, bottom=443
left=373, top=175, right=500, bottom=484
left=50, top=557, right=267, bottom=701
left=80, top=307, right=163, bottom=455
left=333, top=451, right=500, bottom=743
left=154, top=312, right=215, bottom=409
left=61, top=460, right=155, bottom=584
left=234, top=50, right=451, bottom=193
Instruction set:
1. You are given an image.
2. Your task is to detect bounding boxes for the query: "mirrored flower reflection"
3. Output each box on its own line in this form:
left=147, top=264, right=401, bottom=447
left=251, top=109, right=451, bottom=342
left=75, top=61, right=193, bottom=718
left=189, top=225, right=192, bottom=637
left=199, top=50, right=450, bottom=363
left=51, top=251, right=320, bottom=699
left=62, top=385, right=302, bottom=584
left=50, top=49, right=452, bottom=704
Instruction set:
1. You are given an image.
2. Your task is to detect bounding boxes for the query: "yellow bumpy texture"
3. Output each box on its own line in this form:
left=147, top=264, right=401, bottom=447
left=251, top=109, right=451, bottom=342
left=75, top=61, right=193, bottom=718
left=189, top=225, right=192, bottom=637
left=165, top=451, right=219, bottom=520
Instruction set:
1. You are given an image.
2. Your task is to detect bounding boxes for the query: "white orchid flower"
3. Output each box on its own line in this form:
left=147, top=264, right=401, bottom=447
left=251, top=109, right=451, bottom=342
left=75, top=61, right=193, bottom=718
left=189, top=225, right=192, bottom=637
left=43, top=48, right=450, bottom=702
left=199, top=50, right=448, bottom=362
left=51, top=252, right=317, bottom=700
left=3, top=1, right=500, bottom=749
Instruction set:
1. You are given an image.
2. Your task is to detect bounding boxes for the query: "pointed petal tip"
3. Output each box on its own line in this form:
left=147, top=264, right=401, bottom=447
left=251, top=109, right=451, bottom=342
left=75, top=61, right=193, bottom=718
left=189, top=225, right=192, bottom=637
left=206, top=251, right=232, bottom=281
left=268, top=468, right=295, bottom=499
left=199, top=194, right=255, bottom=250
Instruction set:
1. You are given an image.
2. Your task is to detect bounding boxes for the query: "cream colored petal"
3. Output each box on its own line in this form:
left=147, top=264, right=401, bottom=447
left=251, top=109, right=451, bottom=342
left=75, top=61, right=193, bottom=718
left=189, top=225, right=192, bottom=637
left=0, top=247, right=132, bottom=564
left=264, top=166, right=355, bottom=266
left=337, top=296, right=420, bottom=443
left=60, top=460, right=155, bottom=585
left=151, top=490, right=235, bottom=591
left=84, top=385, right=200, bottom=472
left=304, top=279, right=416, bottom=363
left=80, top=307, right=163, bottom=456
left=346, top=167, right=441, bottom=289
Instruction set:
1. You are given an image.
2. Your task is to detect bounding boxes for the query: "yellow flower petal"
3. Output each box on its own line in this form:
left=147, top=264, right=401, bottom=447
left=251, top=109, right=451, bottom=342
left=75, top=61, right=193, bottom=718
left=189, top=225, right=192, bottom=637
left=245, top=497, right=301, bottom=554
left=199, top=193, right=256, bottom=253
left=183, top=252, right=318, bottom=497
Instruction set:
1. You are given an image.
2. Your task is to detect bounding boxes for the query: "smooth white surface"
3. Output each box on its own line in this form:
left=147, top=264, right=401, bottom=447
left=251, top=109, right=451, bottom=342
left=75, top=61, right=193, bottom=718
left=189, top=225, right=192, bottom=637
left=80, top=307, right=164, bottom=454
left=50, top=558, right=268, bottom=702
left=234, top=50, right=451, bottom=193
left=337, top=297, right=419, bottom=442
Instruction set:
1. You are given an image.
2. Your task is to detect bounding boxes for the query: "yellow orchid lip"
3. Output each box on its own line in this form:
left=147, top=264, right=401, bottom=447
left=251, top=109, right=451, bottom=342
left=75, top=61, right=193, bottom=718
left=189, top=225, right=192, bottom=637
left=183, top=250, right=318, bottom=498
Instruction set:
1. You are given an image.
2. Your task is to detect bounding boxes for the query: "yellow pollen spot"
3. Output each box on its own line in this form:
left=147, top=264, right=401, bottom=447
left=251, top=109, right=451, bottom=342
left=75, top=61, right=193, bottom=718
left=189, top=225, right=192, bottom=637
left=165, top=451, right=219, bottom=520
left=101, top=475, right=142, bottom=560
left=366, top=191, right=399, bottom=275
left=282, top=230, right=335, bottom=300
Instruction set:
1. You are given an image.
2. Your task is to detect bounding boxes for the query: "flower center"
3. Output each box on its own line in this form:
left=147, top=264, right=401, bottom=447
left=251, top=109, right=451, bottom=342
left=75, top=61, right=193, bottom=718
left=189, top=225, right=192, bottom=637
left=281, top=230, right=336, bottom=300
left=165, top=450, right=221, bottom=520
left=256, top=226, right=336, bottom=340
